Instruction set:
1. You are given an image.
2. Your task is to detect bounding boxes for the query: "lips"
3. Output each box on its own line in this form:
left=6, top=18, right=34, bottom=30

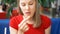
left=25, top=12, right=31, bottom=15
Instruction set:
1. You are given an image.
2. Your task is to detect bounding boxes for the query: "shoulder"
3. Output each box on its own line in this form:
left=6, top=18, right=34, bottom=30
left=40, top=14, right=51, bottom=23
left=40, top=14, right=50, bottom=19
left=10, top=14, right=23, bottom=25
left=40, top=15, right=50, bottom=21
left=10, top=14, right=23, bottom=30
left=40, top=15, right=51, bottom=29
left=10, top=14, right=23, bottom=21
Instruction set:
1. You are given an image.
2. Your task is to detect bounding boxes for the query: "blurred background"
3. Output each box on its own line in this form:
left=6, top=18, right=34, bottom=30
left=0, top=0, right=60, bottom=19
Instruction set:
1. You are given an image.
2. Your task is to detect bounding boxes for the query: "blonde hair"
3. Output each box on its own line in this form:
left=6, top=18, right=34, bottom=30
left=17, top=0, right=41, bottom=28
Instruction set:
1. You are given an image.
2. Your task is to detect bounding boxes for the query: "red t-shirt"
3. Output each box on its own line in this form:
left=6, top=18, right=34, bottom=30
left=10, top=14, right=51, bottom=34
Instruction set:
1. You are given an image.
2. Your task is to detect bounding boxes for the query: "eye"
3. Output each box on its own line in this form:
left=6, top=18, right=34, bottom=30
left=29, top=2, right=33, bottom=5
left=21, top=3, right=26, bottom=6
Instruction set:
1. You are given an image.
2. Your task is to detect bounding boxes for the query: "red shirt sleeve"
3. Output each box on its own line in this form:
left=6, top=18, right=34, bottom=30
left=9, top=15, right=23, bottom=30
left=41, top=15, right=51, bottom=29
left=9, top=16, right=18, bottom=30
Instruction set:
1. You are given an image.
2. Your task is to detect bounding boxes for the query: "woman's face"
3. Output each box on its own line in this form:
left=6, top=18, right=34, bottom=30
left=19, top=0, right=36, bottom=18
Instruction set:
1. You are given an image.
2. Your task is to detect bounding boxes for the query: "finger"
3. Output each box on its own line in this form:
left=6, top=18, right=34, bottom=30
left=24, top=27, right=29, bottom=32
left=20, top=25, right=29, bottom=32
left=19, top=22, right=26, bottom=29
left=23, top=25, right=29, bottom=31
left=18, top=16, right=30, bottom=27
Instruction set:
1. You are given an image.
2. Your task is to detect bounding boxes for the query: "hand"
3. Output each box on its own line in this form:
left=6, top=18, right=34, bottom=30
left=18, top=16, right=30, bottom=32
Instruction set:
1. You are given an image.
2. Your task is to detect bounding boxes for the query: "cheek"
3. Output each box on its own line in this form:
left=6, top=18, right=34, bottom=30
left=20, top=5, right=23, bottom=10
left=30, top=4, right=36, bottom=11
left=31, top=8, right=35, bottom=15
left=19, top=6, right=25, bottom=14
left=30, top=6, right=35, bottom=13
left=30, top=6, right=36, bottom=16
left=20, top=5, right=25, bottom=12
left=30, top=11, right=35, bottom=17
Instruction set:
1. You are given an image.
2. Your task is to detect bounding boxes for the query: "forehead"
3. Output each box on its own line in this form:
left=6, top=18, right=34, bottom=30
left=19, top=0, right=35, bottom=2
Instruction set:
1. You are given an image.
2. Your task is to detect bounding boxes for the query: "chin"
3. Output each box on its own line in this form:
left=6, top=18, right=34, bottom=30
left=24, top=14, right=33, bottom=17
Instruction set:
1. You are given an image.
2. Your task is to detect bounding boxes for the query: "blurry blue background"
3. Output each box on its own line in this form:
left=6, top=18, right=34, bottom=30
left=51, top=18, right=60, bottom=34
left=0, top=19, right=10, bottom=34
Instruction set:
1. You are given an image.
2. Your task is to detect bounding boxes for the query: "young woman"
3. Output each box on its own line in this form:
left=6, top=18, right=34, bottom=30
left=9, top=0, right=51, bottom=34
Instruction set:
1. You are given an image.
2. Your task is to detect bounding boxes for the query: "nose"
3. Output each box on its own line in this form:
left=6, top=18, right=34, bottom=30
left=26, top=5, right=29, bottom=10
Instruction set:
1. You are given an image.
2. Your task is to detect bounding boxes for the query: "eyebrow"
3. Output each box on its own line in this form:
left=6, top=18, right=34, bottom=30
left=29, top=0, right=35, bottom=2
left=20, top=0, right=35, bottom=4
left=29, top=0, right=35, bottom=4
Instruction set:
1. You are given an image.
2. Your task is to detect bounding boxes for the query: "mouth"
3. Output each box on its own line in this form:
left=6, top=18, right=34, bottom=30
left=25, top=12, right=31, bottom=15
